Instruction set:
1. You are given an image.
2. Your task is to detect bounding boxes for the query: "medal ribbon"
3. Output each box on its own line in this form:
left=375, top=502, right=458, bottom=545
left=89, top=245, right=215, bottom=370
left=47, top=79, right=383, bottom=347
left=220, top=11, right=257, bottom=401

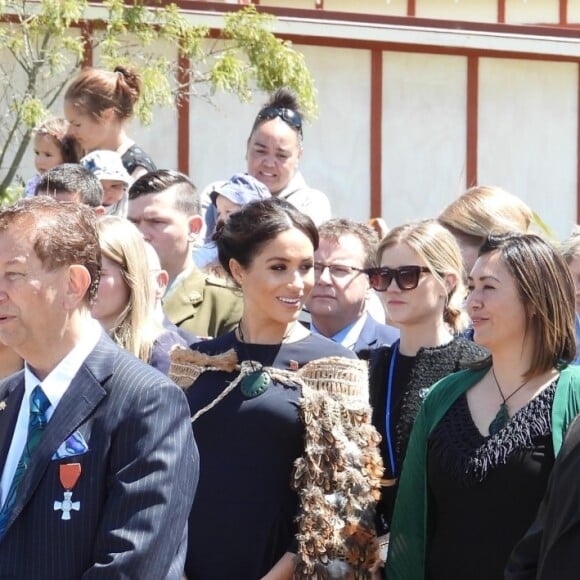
left=59, top=463, right=81, bottom=490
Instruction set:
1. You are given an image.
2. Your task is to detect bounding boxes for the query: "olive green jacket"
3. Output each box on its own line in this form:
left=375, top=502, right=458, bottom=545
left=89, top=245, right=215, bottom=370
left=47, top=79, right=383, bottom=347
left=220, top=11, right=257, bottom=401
left=163, top=267, right=243, bottom=339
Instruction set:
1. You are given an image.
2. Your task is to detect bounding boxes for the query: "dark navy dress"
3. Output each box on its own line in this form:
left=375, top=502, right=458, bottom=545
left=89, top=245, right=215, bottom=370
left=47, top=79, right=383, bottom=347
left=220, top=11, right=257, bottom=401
left=184, top=331, right=355, bottom=580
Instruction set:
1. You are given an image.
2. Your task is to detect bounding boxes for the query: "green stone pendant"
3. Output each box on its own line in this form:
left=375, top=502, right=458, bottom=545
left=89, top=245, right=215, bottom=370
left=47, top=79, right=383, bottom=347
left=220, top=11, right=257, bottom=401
left=240, top=371, right=271, bottom=399
left=489, top=403, right=509, bottom=436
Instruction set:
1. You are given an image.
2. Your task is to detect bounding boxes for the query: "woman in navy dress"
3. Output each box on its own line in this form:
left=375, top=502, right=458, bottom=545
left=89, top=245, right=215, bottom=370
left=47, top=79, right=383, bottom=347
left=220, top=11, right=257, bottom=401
left=172, top=198, right=383, bottom=579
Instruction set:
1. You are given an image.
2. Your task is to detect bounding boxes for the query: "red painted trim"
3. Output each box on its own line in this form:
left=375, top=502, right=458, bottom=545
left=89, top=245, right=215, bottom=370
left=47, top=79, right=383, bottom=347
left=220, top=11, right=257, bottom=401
left=80, top=22, right=93, bottom=68
left=370, top=49, right=383, bottom=218
left=577, top=64, right=580, bottom=224
left=177, top=51, right=191, bottom=175
left=407, top=0, right=416, bottom=18
left=166, top=1, right=580, bottom=39
left=276, top=33, right=580, bottom=64
left=466, top=56, right=478, bottom=188
left=560, top=0, right=567, bottom=25
left=498, top=0, right=505, bottom=24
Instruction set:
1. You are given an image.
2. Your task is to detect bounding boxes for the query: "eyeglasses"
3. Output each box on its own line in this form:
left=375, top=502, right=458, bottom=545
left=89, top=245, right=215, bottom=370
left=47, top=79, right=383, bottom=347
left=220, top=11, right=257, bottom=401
left=256, top=107, right=303, bottom=136
left=314, top=262, right=365, bottom=280
left=366, top=266, right=431, bottom=291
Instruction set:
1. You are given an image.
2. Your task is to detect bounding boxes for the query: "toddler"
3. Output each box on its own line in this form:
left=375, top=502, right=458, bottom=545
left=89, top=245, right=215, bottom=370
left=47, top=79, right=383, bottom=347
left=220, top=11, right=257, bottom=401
left=25, top=117, right=79, bottom=197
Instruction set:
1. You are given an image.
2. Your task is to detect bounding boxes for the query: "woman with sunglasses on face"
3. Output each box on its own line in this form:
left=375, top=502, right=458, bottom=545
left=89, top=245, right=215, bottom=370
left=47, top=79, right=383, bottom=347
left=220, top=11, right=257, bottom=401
left=366, top=220, right=488, bottom=546
left=387, top=232, right=580, bottom=580
left=170, top=198, right=383, bottom=580
left=201, top=88, right=331, bottom=240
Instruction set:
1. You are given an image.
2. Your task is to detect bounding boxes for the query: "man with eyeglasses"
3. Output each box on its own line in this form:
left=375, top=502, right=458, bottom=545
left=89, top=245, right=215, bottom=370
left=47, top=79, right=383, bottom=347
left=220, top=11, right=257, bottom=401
left=306, top=219, right=399, bottom=354
left=128, top=170, right=242, bottom=339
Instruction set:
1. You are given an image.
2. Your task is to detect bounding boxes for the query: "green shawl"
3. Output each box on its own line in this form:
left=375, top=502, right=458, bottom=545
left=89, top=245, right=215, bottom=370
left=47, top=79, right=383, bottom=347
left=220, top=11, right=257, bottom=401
left=386, top=365, right=580, bottom=580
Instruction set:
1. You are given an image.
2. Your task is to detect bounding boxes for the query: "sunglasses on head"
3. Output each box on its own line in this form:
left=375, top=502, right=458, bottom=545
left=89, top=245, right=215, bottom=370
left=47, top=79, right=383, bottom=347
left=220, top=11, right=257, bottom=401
left=366, top=265, right=431, bottom=291
left=256, top=106, right=303, bottom=136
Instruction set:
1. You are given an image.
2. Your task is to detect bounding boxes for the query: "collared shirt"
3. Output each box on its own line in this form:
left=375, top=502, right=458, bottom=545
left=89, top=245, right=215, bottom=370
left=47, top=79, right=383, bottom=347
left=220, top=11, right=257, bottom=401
left=0, top=318, right=102, bottom=507
left=164, top=264, right=194, bottom=299
left=311, top=313, right=368, bottom=351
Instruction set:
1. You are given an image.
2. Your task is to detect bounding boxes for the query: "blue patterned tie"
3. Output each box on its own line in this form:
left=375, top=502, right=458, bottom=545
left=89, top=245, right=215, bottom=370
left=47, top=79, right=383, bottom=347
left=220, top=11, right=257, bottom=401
left=0, top=386, right=50, bottom=540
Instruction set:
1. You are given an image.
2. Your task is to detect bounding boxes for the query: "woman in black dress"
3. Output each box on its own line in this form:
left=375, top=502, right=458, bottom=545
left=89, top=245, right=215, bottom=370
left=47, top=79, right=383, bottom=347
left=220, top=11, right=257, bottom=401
left=171, top=198, right=383, bottom=579
left=366, top=220, right=487, bottom=545
left=387, top=233, right=580, bottom=580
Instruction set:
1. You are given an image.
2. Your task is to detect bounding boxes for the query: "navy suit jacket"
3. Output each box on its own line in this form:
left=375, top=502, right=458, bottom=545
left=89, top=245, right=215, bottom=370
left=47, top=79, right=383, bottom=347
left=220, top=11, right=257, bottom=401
left=353, top=315, right=399, bottom=354
left=0, top=333, right=198, bottom=580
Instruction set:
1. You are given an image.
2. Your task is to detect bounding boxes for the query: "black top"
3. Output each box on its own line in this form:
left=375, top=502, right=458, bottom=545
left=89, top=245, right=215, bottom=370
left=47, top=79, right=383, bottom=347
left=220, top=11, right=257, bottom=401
left=368, top=337, right=488, bottom=533
left=426, top=383, right=556, bottom=580
left=184, top=330, right=355, bottom=580
left=121, top=144, right=156, bottom=175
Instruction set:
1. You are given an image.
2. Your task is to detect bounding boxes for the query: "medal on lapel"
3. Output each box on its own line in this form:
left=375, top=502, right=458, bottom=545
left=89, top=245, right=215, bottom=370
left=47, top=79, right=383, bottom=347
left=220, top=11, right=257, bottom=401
left=54, top=463, right=81, bottom=520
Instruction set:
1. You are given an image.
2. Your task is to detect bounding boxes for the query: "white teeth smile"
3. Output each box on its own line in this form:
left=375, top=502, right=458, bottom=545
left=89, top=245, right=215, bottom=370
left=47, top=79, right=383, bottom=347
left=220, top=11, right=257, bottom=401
left=278, top=297, right=300, bottom=304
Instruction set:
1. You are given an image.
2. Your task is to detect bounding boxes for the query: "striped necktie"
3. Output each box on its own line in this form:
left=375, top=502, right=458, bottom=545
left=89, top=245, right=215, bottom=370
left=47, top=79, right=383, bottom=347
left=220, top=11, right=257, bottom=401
left=0, top=385, right=50, bottom=539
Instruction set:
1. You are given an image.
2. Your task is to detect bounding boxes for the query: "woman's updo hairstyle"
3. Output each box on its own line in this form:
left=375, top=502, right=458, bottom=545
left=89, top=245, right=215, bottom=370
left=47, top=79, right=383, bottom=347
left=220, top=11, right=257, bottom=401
left=216, top=197, right=318, bottom=278
left=249, top=88, right=304, bottom=142
left=65, top=66, right=141, bottom=121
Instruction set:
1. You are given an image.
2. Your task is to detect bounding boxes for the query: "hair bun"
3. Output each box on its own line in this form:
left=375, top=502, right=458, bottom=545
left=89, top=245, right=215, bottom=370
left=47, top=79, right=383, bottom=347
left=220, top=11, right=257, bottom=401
left=212, top=219, right=226, bottom=242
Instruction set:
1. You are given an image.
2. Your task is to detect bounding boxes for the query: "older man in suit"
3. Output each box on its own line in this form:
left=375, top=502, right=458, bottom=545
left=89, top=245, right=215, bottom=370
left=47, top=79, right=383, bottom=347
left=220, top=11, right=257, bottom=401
left=0, top=197, right=197, bottom=579
left=306, top=218, right=398, bottom=354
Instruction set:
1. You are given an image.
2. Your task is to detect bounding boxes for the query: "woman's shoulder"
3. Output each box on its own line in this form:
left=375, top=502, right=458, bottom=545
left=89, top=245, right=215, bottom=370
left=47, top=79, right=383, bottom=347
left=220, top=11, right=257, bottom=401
left=121, top=144, right=157, bottom=173
left=190, top=331, right=236, bottom=355
left=418, top=335, right=488, bottom=367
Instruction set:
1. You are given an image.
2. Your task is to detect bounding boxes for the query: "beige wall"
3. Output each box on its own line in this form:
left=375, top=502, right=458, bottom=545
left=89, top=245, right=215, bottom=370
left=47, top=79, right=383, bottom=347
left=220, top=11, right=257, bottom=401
left=5, top=4, right=580, bottom=240
left=382, top=52, right=468, bottom=227
left=478, top=58, right=578, bottom=238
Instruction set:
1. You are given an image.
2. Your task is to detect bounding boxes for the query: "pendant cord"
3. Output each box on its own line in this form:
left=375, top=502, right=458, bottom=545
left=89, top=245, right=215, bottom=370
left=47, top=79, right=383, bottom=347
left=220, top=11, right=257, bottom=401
left=491, top=368, right=529, bottom=406
left=237, top=321, right=295, bottom=344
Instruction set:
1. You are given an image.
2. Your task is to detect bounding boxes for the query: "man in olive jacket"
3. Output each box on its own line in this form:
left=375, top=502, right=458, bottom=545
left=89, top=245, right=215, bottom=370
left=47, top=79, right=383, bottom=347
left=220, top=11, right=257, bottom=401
left=128, top=170, right=242, bottom=339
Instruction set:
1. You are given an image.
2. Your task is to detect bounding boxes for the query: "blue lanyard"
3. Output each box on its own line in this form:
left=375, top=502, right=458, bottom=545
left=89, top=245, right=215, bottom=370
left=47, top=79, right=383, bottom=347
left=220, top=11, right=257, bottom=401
left=384, top=340, right=399, bottom=477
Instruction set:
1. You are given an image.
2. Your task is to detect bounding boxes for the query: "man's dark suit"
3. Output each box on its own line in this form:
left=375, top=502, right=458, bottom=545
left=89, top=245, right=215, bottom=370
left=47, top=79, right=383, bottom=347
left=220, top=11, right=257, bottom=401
left=353, top=315, right=399, bottom=354
left=0, top=333, right=198, bottom=579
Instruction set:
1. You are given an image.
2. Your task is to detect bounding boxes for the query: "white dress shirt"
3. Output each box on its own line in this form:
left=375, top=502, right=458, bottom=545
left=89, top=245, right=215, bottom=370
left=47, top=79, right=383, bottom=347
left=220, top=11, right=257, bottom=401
left=0, top=319, right=102, bottom=507
left=311, top=313, right=368, bottom=351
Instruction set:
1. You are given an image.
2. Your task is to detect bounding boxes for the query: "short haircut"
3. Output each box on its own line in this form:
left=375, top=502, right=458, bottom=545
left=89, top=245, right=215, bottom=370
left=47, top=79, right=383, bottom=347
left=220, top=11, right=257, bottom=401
left=318, top=218, right=379, bottom=269
left=0, top=196, right=101, bottom=304
left=128, top=169, right=200, bottom=216
left=216, top=197, right=318, bottom=276
left=478, top=233, right=576, bottom=376
left=36, top=163, right=104, bottom=208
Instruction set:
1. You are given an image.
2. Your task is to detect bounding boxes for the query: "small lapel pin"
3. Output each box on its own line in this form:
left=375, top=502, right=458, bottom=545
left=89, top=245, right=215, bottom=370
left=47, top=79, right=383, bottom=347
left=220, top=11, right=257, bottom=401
left=289, top=360, right=299, bottom=371
left=0, top=400, right=6, bottom=411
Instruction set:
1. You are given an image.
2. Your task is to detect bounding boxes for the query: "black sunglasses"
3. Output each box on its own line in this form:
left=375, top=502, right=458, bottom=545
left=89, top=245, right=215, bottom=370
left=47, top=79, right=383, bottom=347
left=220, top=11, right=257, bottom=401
left=256, top=106, right=303, bottom=135
left=366, top=266, right=431, bottom=291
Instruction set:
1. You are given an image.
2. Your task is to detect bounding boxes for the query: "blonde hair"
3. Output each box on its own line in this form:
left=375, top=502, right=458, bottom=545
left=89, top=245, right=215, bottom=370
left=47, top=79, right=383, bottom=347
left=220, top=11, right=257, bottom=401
left=559, top=225, right=580, bottom=264
left=377, top=219, right=468, bottom=332
left=97, top=216, right=162, bottom=362
left=438, top=185, right=533, bottom=239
